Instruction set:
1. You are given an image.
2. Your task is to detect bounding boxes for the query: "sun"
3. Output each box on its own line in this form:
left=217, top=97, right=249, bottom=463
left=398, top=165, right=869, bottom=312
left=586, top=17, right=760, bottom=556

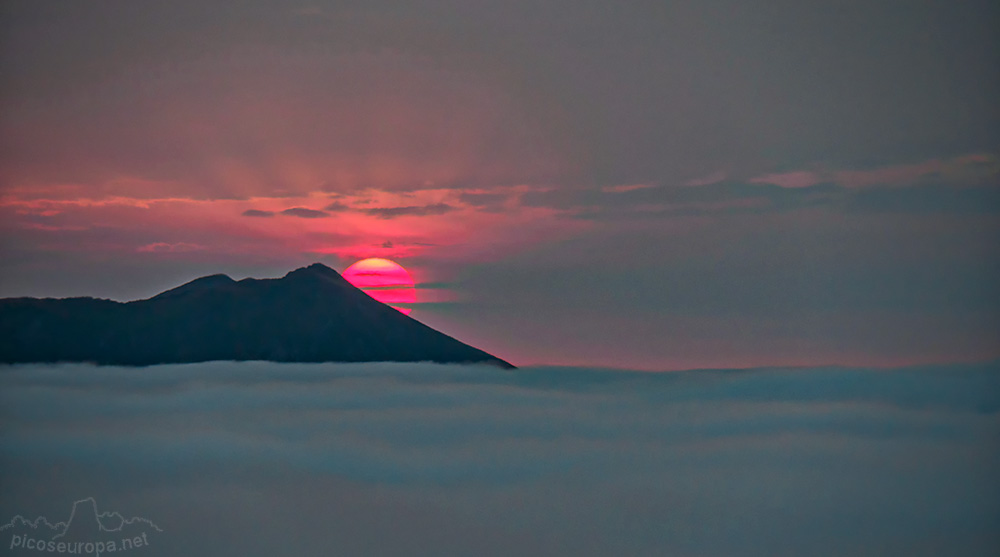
left=342, top=258, right=417, bottom=315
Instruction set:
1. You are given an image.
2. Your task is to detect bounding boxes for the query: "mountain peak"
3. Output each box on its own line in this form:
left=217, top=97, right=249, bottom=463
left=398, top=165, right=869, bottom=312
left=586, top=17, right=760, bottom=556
left=284, top=262, right=341, bottom=278
left=303, top=262, right=337, bottom=273
left=282, top=263, right=355, bottom=289
left=147, top=273, right=234, bottom=301
left=1, top=264, right=515, bottom=368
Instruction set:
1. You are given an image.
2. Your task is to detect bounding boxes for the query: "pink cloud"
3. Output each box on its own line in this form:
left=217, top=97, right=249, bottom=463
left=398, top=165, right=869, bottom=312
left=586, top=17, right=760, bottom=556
left=137, top=242, right=207, bottom=253
left=600, top=183, right=655, bottom=193
left=683, top=170, right=727, bottom=187
left=834, top=159, right=943, bottom=188
left=836, top=153, right=999, bottom=188
left=954, top=153, right=995, bottom=165
left=748, top=171, right=822, bottom=188
left=0, top=185, right=588, bottom=281
left=746, top=152, right=998, bottom=191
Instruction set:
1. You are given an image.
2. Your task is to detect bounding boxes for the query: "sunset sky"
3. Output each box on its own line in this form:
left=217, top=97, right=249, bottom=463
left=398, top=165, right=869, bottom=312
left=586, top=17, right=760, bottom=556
left=1, top=0, right=997, bottom=369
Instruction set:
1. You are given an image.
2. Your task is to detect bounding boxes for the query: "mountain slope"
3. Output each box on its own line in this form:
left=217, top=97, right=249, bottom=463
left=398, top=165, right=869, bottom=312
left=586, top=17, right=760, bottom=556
left=0, top=263, right=514, bottom=368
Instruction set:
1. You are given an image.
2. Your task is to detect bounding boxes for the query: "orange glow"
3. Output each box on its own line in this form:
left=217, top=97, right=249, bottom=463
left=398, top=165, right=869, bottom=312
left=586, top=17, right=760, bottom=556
left=342, top=258, right=416, bottom=315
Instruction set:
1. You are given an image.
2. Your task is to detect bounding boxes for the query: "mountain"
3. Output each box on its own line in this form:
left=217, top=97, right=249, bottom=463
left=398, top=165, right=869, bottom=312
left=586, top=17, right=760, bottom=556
left=0, top=263, right=514, bottom=368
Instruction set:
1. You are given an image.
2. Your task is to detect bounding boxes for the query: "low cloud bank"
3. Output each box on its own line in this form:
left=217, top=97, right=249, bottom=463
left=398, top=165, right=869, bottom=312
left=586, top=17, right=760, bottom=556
left=1, top=362, right=998, bottom=556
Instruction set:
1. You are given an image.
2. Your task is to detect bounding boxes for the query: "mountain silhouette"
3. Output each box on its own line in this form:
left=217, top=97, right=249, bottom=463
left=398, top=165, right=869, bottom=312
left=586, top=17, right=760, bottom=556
left=0, top=263, right=514, bottom=368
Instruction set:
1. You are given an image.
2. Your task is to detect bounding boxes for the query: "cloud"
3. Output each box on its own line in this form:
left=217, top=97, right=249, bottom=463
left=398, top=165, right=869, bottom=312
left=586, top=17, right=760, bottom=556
left=135, top=242, right=206, bottom=253
left=512, top=152, right=999, bottom=221
left=0, top=361, right=997, bottom=556
left=0, top=185, right=585, bottom=301
left=241, top=209, right=275, bottom=218
left=599, top=183, right=654, bottom=194
left=323, top=201, right=458, bottom=219
left=683, top=170, right=728, bottom=187
left=280, top=207, right=329, bottom=219
left=361, top=203, right=457, bottom=219
left=745, top=154, right=999, bottom=191
left=749, top=170, right=822, bottom=189
left=835, top=154, right=1000, bottom=188
left=518, top=180, right=840, bottom=219
left=456, top=191, right=512, bottom=211
left=323, top=202, right=350, bottom=212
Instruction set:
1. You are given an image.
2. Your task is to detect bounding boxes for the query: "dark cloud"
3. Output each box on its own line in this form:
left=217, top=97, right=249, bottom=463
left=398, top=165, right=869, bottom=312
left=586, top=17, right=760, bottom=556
left=240, top=209, right=275, bottom=218
left=520, top=181, right=845, bottom=219
left=323, top=201, right=350, bottom=212
left=1, top=362, right=997, bottom=556
left=280, top=207, right=329, bottom=219
left=361, top=203, right=456, bottom=219
left=520, top=178, right=1000, bottom=220
left=458, top=192, right=511, bottom=209
left=322, top=201, right=458, bottom=218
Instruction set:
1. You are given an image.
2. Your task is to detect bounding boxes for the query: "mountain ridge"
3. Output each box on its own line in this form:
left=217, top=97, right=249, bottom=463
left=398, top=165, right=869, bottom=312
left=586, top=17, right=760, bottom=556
left=0, top=263, right=514, bottom=368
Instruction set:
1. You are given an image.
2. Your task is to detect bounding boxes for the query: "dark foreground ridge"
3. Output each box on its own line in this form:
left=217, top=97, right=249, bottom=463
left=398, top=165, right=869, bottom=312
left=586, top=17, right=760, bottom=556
left=0, top=263, right=515, bottom=368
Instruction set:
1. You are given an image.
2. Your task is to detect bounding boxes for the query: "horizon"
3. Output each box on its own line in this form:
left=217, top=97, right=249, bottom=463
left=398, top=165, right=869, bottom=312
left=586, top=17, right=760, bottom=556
left=4, top=256, right=998, bottom=371
left=7, top=260, right=994, bottom=372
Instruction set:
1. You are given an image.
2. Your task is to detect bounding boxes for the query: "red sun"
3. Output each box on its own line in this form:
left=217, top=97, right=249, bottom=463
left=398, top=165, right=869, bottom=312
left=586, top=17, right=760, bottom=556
left=342, top=258, right=417, bottom=315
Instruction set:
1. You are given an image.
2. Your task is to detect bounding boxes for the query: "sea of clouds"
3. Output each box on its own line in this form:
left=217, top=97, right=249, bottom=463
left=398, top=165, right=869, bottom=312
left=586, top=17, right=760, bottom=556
left=1, top=361, right=998, bottom=556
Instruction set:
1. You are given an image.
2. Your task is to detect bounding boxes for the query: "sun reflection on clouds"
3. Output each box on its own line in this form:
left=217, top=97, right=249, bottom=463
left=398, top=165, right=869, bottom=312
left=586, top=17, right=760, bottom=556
left=0, top=184, right=587, bottom=274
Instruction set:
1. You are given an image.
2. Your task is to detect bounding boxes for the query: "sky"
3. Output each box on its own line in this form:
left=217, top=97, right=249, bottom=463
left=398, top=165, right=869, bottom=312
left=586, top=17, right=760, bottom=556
left=2, top=361, right=998, bottom=556
left=1, top=0, right=998, bottom=369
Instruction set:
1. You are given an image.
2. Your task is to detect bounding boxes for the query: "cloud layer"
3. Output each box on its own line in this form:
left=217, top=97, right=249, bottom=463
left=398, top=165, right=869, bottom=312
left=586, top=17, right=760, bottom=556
left=2, top=362, right=998, bottom=556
